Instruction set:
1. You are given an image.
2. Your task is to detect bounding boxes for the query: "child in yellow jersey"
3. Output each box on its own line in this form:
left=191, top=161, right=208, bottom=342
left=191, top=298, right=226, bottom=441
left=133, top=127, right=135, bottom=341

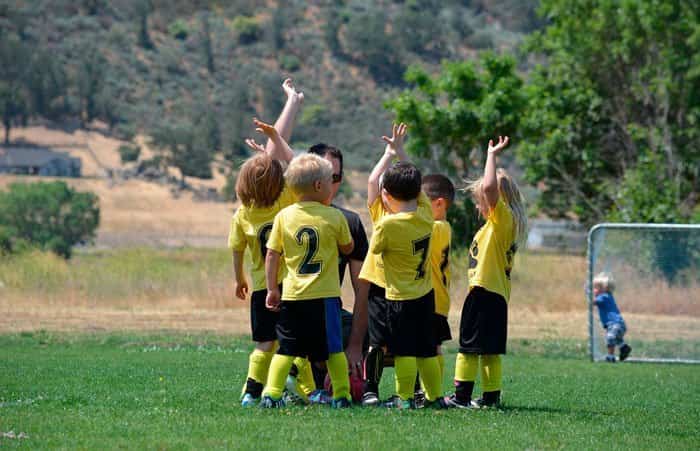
left=413, top=174, right=455, bottom=404
left=359, top=123, right=447, bottom=409
left=446, top=136, right=528, bottom=409
left=261, top=153, right=355, bottom=408
left=228, top=79, right=315, bottom=407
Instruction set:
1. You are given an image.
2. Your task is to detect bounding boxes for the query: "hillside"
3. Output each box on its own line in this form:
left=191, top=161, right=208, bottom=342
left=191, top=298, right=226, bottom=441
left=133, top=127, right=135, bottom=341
left=0, top=0, right=537, bottom=178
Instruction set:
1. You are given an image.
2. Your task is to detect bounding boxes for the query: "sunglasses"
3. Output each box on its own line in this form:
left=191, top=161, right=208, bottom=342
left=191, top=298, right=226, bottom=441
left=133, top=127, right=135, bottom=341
left=332, top=173, right=342, bottom=184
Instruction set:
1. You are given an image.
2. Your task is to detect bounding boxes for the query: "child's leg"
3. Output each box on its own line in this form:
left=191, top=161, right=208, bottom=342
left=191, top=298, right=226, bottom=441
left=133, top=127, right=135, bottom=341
left=363, top=346, right=385, bottom=395
left=364, top=285, right=389, bottom=397
left=325, top=298, right=350, bottom=400
left=394, top=356, right=417, bottom=401
left=263, top=354, right=296, bottom=399
left=292, top=357, right=316, bottom=396
left=243, top=341, right=276, bottom=398
left=454, top=352, right=478, bottom=403
left=416, top=356, right=442, bottom=402
left=479, top=354, right=502, bottom=404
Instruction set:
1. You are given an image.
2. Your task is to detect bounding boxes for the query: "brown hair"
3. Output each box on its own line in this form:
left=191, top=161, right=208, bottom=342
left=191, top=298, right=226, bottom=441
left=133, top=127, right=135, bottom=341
left=235, top=153, right=285, bottom=208
left=422, top=173, right=456, bottom=205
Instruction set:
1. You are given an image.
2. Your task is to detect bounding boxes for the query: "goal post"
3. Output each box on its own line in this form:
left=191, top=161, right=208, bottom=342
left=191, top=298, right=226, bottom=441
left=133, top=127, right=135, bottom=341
left=587, top=223, right=700, bottom=364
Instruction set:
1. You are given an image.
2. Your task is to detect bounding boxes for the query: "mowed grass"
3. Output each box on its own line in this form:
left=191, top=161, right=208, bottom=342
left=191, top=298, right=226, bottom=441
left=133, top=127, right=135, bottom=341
left=1, top=333, right=698, bottom=449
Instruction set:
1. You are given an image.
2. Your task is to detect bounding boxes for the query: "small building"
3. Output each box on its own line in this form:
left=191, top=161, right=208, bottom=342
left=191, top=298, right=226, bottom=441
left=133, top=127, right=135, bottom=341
left=0, top=146, right=81, bottom=177
left=527, top=218, right=587, bottom=254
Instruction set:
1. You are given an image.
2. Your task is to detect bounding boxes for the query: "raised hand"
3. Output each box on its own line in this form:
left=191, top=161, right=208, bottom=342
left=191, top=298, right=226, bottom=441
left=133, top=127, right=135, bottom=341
left=381, top=122, right=408, bottom=157
left=282, top=78, right=304, bottom=104
left=244, top=138, right=265, bottom=153
left=253, top=118, right=279, bottom=140
left=487, top=136, right=510, bottom=155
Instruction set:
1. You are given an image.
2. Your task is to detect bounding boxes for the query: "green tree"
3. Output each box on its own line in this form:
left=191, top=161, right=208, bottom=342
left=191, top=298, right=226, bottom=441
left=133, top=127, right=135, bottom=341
left=519, top=0, right=700, bottom=225
left=386, top=53, right=524, bottom=178
left=0, top=181, right=100, bottom=258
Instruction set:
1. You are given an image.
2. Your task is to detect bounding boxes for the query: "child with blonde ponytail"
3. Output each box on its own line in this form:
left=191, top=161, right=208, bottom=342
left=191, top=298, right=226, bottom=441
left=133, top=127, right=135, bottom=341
left=446, top=136, right=527, bottom=409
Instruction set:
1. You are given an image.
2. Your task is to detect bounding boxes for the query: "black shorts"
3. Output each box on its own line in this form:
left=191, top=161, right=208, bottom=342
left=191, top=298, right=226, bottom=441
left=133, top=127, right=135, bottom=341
left=458, top=286, right=508, bottom=354
left=386, top=290, right=437, bottom=358
left=434, top=313, right=452, bottom=345
left=368, top=284, right=390, bottom=348
left=276, top=299, right=328, bottom=362
left=250, top=288, right=280, bottom=342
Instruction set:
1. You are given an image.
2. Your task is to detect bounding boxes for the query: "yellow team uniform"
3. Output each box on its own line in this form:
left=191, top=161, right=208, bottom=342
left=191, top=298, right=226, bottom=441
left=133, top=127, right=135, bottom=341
left=358, top=197, right=388, bottom=288
left=228, top=187, right=297, bottom=290
left=467, top=199, right=516, bottom=301
left=366, top=192, right=434, bottom=301
left=430, top=220, right=452, bottom=317
left=266, top=201, right=352, bottom=300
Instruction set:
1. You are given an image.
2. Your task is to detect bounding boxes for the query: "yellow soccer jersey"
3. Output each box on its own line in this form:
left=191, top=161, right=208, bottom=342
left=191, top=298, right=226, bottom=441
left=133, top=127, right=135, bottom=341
left=227, top=187, right=297, bottom=291
left=267, top=201, right=352, bottom=301
left=467, top=199, right=517, bottom=301
left=358, top=197, right=388, bottom=288
left=430, top=220, right=452, bottom=317
left=367, top=193, right=434, bottom=301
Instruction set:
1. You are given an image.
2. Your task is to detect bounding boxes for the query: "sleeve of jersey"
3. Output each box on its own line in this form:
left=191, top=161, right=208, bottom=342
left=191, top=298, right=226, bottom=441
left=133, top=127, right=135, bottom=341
left=368, top=197, right=387, bottom=224
left=266, top=213, right=284, bottom=253
left=337, top=211, right=353, bottom=247
left=227, top=211, right=246, bottom=251
left=369, top=221, right=386, bottom=255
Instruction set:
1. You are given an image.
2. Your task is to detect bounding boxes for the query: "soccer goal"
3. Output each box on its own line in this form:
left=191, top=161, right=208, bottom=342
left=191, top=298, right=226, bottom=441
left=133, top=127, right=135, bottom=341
left=587, top=223, right=700, bottom=364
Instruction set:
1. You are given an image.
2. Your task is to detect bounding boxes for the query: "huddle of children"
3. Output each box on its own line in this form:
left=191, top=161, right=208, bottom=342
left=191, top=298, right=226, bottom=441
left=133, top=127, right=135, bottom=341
left=229, top=78, right=529, bottom=409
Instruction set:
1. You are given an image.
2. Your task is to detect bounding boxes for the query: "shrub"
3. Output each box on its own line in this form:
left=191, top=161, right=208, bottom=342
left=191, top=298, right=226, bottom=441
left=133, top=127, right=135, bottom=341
left=221, top=173, right=237, bottom=202
left=0, top=181, right=100, bottom=258
left=168, top=19, right=189, bottom=40
left=279, top=54, right=301, bottom=72
left=118, top=144, right=141, bottom=163
left=231, top=16, right=260, bottom=44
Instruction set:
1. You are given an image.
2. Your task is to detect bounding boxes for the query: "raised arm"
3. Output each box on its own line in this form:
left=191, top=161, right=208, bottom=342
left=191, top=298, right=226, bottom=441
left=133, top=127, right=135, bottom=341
left=483, top=136, right=509, bottom=210
left=367, top=123, right=408, bottom=207
left=253, top=118, right=295, bottom=163
left=258, top=78, right=303, bottom=163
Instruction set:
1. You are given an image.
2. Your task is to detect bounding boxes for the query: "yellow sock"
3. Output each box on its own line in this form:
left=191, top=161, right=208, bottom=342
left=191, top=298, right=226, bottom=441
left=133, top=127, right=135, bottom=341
left=394, top=356, right=417, bottom=401
left=327, top=352, right=350, bottom=400
left=262, top=354, right=295, bottom=399
left=293, top=357, right=316, bottom=396
left=480, top=354, right=502, bottom=392
left=416, top=356, right=443, bottom=402
left=437, top=353, right=445, bottom=383
left=241, top=349, right=274, bottom=397
left=455, top=352, right=478, bottom=382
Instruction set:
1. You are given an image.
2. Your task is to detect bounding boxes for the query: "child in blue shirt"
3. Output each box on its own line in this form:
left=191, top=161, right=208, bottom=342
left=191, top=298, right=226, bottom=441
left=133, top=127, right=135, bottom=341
left=593, top=272, right=632, bottom=362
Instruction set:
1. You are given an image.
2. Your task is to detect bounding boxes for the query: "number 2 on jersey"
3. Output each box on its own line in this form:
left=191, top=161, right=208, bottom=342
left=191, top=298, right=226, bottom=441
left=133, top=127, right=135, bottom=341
left=296, top=227, right=322, bottom=275
left=412, top=235, right=431, bottom=280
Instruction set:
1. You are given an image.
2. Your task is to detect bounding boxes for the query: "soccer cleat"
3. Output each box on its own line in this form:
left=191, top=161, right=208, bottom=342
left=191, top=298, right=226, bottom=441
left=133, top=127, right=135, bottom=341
left=259, top=395, right=286, bottom=408
left=413, top=389, right=426, bottom=409
left=240, top=393, right=259, bottom=407
left=619, top=344, right=632, bottom=361
left=605, top=354, right=616, bottom=363
left=285, top=375, right=310, bottom=405
left=444, top=394, right=473, bottom=409
left=425, top=396, right=450, bottom=409
left=471, top=391, right=501, bottom=409
left=330, top=397, right=352, bottom=409
left=361, top=391, right=380, bottom=407
left=308, top=389, right=332, bottom=405
left=382, top=395, right=414, bottom=410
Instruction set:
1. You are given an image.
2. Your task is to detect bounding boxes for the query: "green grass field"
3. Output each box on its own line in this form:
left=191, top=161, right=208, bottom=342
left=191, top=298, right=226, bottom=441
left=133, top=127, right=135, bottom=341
left=2, top=332, right=698, bottom=449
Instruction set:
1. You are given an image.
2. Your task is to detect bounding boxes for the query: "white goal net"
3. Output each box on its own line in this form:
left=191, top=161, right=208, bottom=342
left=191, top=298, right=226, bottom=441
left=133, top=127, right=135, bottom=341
left=587, top=223, right=700, bottom=363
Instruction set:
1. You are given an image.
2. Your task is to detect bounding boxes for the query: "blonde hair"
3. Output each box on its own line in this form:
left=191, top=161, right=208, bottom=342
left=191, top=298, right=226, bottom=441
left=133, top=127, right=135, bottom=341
left=285, top=153, right=333, bottom=195
left=235, top=153, right=285, bottom=208
left=465, top=168, right=528, bottom=244
left=593, top=272, right=615, bottom=292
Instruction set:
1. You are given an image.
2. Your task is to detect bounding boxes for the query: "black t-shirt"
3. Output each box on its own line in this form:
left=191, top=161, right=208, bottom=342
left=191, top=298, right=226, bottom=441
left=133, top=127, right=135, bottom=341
left=333, top=204, right=369, bottom=285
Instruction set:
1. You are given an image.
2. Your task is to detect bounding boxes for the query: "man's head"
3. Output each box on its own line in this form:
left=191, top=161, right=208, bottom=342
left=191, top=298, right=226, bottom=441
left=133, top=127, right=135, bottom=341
left=381, top=161, right=422, bottom=211
left=422, top=174, right=455, bottom=221
left=308, top=143, right=343, bottom=204
left=285, top=153, right=334, bottom=204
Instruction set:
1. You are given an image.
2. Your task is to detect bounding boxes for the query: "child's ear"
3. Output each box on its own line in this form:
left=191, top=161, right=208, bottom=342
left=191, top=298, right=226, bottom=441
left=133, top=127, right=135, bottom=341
left=313, top=180, right=322, bottom=191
